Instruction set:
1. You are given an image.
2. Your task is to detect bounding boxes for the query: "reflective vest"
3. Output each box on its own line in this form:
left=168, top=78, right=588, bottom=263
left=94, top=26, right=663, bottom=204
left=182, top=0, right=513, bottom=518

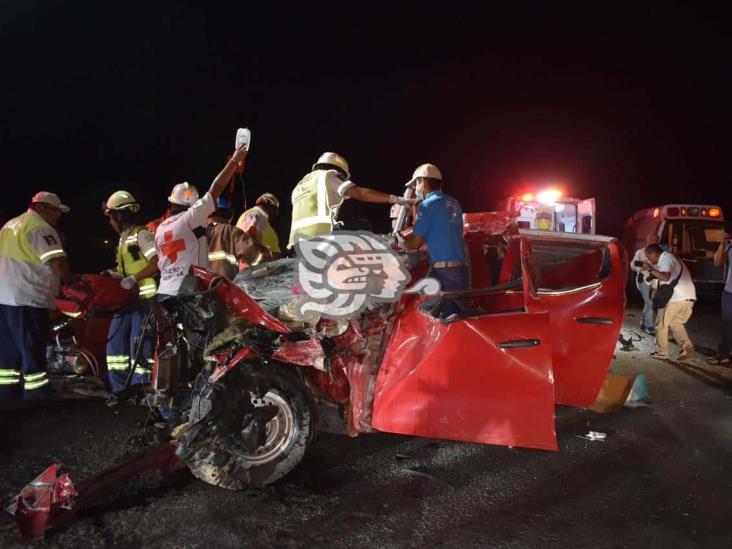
left=0, top=211, right=64, bottom=264
left=288, top=170, right=345, bottom=248
left=116, top=226, right=157, bottom=299
left=0, top=210, right=65, bottom=308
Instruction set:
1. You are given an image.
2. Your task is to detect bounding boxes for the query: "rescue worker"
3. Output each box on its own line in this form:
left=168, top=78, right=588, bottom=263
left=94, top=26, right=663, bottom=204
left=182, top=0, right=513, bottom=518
left=207, top=201, right=258, bottom=279
left=288, top=152, right=417, bottom=248
left=630, top=233, right=661, bottom=335
left=0, top=192, right=70, bottom=400
left=156, top=144, right=249, bottom=297
left=644, top=243, right=696, bottom=360
left=103, top=191, right=159, bottom=397
left=398, top=164, right=469, bottom=292
left=236, top=192, right=281, bottom=264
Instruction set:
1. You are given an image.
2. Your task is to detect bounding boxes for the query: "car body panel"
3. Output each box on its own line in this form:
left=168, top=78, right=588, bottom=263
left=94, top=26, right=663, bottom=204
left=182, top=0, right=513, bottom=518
left=372, top=238, right=559, bottom=451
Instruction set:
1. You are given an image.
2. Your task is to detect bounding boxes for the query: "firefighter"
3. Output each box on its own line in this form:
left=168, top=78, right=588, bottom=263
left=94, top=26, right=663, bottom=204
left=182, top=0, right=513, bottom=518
left=287, top=152, right=417, bottom=248
left=236, top=192, right=281, bottom=264
left=0, top=192, right=70, bottom=400
left=207, top=200, right=258, bottom=279
left=155, top=145, right=249, bottom=297
left=103, top=191, right=159, bottom=398
left=398, top=164, right=469, bottom=292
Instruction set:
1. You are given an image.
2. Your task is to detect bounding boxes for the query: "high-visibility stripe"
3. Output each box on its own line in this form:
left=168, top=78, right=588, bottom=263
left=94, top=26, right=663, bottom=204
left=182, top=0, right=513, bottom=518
left=208, top=251, right=238, bottom=265
left=25, top=378, right=50, bottom=390
left=291, top=215, right=333, bottom=231
left=0, top=378, right=20, bottom=385
left=62, top=311, right=82, bottom=318
left=107, top=355, right=130, bottom=361
left=108, top=364, right=131, bottom=371
left=0, top=369, right=21, bottom=377
left=39, top=249, right=66, bottom=261
left=143, top=248, right=157, bottom=259
left=138, top=283, right=156, bottom=297
left=134, top=367, right=150, bottom=375
left=24, top=371, right=47, bottom=382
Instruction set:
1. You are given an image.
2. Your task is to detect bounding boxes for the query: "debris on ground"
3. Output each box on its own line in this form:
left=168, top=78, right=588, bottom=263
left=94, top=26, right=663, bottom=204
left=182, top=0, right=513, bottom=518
left=577, top=431, right=607, bottom=441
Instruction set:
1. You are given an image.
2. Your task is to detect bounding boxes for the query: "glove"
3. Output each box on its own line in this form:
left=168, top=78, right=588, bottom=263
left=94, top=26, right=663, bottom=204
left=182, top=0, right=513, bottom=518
left=102, top=269, right=124, bottom=279
left=389, top=195, right=419, bottom=207
left=120, top=276, right=137, bottom=290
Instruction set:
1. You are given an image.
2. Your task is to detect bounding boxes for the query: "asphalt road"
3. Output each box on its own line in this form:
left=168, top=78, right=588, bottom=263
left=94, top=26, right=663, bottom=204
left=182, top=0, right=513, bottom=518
left=1, top=298, right=731, bottom=548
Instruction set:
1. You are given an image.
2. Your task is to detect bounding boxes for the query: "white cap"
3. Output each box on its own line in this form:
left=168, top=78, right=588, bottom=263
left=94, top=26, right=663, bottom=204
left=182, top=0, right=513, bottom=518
left=31, top=191, right=70, bottom=213
left=168, top=182, right=199, bottom=206
left=406, top=163, right=443, bottom=187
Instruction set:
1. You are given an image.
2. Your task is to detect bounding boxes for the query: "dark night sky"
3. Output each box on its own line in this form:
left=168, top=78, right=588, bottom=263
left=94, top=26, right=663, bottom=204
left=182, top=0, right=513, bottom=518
left=1, top=1, right=730, bottom=271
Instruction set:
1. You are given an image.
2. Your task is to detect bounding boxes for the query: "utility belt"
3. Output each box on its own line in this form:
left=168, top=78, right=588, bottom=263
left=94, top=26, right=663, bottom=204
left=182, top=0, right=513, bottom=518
left=432, top=261, right=466, bottom=269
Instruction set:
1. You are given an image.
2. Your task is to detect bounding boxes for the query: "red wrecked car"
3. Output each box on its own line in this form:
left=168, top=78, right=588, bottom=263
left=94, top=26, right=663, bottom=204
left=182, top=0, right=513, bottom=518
left=9, top=214, right=627, bottom=540
left=169, top=215, right=626, bottom=489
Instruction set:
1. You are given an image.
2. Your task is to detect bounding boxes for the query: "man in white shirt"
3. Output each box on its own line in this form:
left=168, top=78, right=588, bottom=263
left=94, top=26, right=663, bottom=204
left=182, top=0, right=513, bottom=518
left=630, top=234, right=661, bottom=334
left=644, top=243, right=696, bottom=360
left=155, top=145, right=248, bottom=296
left=0, top=192, right=71, bottom=400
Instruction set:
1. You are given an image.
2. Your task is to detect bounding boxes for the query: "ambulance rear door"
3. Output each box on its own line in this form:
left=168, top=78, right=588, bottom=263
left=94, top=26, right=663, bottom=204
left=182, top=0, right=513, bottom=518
left=578, top=198, right=596, bottom=234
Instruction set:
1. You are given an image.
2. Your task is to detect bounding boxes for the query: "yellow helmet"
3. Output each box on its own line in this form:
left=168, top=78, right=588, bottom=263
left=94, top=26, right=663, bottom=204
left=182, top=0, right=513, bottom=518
left=313, top=152, right=350, bottom=179
left=168, top=182, right=199, bottom=206
left=105, top=190, right=140, bottom=214
left=256, top=192, right=280, bottom=209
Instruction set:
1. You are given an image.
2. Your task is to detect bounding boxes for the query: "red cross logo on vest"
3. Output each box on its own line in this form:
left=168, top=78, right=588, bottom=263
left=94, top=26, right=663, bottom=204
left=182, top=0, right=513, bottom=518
left=160, top=230, right=186, bottom=262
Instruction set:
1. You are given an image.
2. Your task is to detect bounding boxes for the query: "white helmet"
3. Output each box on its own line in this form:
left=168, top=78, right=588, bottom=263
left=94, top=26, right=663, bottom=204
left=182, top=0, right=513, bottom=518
left=313, top=152, right=350, bottom=179
left=104, top=190, right=140, bottom=214
left=168, top=182, right=199, bottom=206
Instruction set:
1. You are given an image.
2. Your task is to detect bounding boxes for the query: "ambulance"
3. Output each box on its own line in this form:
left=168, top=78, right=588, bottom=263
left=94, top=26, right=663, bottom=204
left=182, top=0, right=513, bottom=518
left=622, top=204, right=727, bottom=293
left=495, top=189, right=597, bottom=234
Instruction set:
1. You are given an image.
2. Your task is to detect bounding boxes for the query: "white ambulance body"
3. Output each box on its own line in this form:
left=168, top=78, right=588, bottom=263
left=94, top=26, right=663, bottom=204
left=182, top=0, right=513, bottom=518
left=622, top=204, right=727, bottom=293
left=495, top=190, right=596, bottom=234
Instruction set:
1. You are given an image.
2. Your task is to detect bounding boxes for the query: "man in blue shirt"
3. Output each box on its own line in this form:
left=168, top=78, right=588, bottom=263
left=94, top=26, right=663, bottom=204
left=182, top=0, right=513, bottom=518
left=399, top=164, right=468, bottom=292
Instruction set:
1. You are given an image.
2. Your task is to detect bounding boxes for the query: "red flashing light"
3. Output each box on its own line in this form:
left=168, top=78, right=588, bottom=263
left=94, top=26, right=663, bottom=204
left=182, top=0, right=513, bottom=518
left=521, top=193, right=534, bottom=202
left=681, top=208, right=687, bottom=216
left=709, top=207, right=721, bottom=218
left=701, top=208, right=708, bottom=216
left=653, top=208, right=660, bottom=218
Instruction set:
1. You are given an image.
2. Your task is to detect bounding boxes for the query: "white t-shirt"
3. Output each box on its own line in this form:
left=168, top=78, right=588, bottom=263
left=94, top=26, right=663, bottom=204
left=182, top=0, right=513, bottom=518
left=725, top=246, right=732, bottom=294
left=656, top=251, right=696, bottom=302
left=630, top=248, right=651, bottom=286
left=155, top=192, right=215, bottom=296
left=0, top=210, right=67, bottom=309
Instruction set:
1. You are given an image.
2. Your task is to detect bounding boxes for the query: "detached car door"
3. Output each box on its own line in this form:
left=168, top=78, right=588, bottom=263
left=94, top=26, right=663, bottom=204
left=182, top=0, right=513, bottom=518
left=372, top=238, right=558, bottom=451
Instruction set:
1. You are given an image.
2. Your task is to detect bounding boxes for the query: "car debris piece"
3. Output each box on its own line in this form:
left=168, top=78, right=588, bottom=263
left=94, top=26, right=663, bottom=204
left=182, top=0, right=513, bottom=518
left=577, top=430, right=607, bottom=441
left=617, top=331, right=642, bottom=352
left=6, top=444, right=184, bottom=541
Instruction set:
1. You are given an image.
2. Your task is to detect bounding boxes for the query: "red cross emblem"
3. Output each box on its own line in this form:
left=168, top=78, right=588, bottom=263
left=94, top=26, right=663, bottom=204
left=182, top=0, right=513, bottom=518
left=160, top=230, right=186, bottom=262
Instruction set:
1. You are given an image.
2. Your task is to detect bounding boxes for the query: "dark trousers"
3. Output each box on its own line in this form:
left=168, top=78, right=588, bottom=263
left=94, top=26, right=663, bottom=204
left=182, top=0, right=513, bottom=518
left=431, top=265, right=470, bottom=292
left=0, top=304, right=51, bottom=400
left=720, top=290, right=732, bottom=357
left=106, top=300, right=154, bottom=393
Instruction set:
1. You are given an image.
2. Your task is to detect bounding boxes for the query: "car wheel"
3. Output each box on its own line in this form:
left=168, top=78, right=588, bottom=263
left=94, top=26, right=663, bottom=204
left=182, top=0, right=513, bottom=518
left=177, top=364, right=316, bottom=490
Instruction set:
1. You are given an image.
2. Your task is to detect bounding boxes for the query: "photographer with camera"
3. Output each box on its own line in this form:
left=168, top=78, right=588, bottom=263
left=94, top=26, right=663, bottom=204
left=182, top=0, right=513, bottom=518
left=707, top=231, right=732, bottom=366
left=630, top=234, right=661, bottom=335
left=644, top=244, right=696, bottom=360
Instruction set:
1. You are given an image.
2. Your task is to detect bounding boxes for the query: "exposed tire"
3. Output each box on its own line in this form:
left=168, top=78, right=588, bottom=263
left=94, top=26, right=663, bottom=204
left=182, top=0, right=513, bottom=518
left=176, top=363, right=316, bottom=490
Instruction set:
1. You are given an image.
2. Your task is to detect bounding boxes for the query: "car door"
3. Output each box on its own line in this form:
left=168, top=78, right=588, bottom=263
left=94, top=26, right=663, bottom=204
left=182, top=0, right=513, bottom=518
left=530, top=236, right=626, bottom=407
left=372, top=238, right=558, bottom=451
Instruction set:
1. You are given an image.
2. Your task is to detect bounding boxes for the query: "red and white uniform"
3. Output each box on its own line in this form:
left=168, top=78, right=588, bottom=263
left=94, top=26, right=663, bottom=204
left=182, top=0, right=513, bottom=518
left=155, top=193, right=215, bottom=296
